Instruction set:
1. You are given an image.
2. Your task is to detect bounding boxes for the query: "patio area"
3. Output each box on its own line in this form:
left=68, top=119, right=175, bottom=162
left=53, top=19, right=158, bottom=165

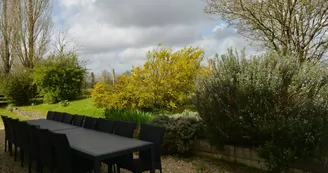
left=0, top=129, right=262, bottom=173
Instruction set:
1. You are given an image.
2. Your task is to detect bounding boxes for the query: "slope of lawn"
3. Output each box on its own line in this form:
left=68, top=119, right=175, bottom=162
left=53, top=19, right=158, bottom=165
left=0, top=107, right=31, bottom=128
left=19, top=98, right=105, bottom=118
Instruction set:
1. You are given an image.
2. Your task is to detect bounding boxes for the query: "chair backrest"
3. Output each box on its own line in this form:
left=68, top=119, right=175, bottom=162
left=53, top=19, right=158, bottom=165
left=1, top=115, right=9, bottom=137
left=50, top=131, right=72, bottom=173
left=9, top=119, right=19, bottom=144
left=62, top=113, right=73, bottom=124
left=83, top=117, right=98, bottom=129
left=114, top=121, right=136, bottom=138
left=28, top=125, right=40, bottom=159
left=6, top=117, right=14, bottom=142
left=71, top=115, right=84, bottom=127
left=19, top=121, right=30, bottom=151
left=15, top=121, right=24, bottom=148
left=53, top=112, right=64, bottom=122
left=139, top=123, right=165, bottom=162
left=37, top=128, right=54, bottom=168
left=96, top=119, right=115, bottom=134
left=46, top=111, right=55, bottom=120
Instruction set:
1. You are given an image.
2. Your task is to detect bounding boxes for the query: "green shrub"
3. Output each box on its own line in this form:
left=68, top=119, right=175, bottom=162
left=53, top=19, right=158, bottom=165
left=59, top=100, right=69, bottom=107
left=104, top=109, right=154, bottom=128
left=194, top=50, right=328, bottom=172
left=31, top=52, right=86, bottom=103
left=0, top=71, right=36, bottom=106
left=151, top=111, right=204, bottom=154
left=43, top=92, right=57, bottom=104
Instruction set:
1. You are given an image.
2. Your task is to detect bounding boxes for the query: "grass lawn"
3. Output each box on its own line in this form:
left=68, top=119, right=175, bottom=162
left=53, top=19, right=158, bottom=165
left=19, top=98, right=105, bottom=118
left=0, top=107, right=31, bottom=128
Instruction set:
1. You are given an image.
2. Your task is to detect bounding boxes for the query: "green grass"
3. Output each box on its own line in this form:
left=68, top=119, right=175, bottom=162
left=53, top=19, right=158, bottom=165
left=0, top=107, right=29, bottom=121
left=104, top=109, right=155, bottom=128
left=19, top=98, right=105, bottom=118
left=0, top=107, right=31, bottom=128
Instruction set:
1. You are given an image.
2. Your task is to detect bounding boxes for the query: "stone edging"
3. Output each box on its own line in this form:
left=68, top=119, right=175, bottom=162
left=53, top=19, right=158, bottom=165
left=192, top=140, right=310, bottom=173
left=12, top=108, right=45, bottom=119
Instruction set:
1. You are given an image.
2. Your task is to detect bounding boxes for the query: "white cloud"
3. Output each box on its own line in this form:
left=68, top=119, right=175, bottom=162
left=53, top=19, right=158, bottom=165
left=53, top=0, right=258, bottom=74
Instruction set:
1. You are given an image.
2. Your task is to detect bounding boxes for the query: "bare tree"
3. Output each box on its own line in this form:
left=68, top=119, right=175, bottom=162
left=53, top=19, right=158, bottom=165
left=0, top=0, right=15, bottom=74
left=205, top=0, right=328, bottom=61
left=13, top=0, right=52, bottom=69
left=51, top=28, right=81, bottom=56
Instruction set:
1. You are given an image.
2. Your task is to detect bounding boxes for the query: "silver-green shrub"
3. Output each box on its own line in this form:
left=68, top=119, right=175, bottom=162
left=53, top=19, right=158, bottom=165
left=194, top=50, right=328, bottom=172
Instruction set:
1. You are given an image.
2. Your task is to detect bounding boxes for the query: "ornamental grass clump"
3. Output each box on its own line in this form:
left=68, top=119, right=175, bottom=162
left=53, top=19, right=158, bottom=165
left=195, top=50, right=328, bottom=172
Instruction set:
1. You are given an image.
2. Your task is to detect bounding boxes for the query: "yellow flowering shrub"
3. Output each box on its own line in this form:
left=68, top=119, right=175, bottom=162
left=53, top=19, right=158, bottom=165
left=92, top=45, right=205, bottom=110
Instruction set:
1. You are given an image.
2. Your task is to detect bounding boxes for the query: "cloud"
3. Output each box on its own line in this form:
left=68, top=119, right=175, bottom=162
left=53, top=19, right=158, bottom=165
left=53, top=0, right=256, bottom=74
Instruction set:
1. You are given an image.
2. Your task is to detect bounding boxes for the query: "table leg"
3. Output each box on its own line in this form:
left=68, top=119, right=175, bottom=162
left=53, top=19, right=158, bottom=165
left=94, top=159, right=101, bottom=173
left=150, top=147, right=155, bottom=173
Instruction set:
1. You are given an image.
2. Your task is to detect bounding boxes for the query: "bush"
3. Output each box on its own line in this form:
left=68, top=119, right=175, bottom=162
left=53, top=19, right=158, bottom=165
left=104, top=109, right=154, bottom=128
left=59, top=100, right=69, bottom=107
left=31, top=52, right=86, bottom=103
left=194, top=50, right=328, bottom=172
left=92, top=45, right=205, bottom=110
left=0, top=70, right=36, bottom=106
left=151, top=110, right=204, bottom=154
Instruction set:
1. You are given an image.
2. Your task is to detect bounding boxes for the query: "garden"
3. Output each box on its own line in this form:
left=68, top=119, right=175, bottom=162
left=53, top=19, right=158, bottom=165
left=1, top=45, right=328, bottom=173
left=2, top=0, right=328, bottom=172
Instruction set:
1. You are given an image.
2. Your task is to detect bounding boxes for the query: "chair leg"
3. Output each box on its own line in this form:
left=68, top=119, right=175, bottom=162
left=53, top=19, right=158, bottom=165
left=4, top=138, right=7, bottom=152
left=160, top=168, right=163, bottom=173
left=14, top=146, right=17, bottom=161
left=9, top=142, right=12, bottom=156
left=20, top=150, right=24, bottom=167
left=117, top=165, right=121, bottom=173
left=28, top=161, right=32, bottom=173
left=108, top=164, right=113, bottom=173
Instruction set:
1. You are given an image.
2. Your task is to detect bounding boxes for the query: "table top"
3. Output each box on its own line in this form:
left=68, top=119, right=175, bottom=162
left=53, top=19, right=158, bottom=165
left=25, top=119, right=153, bottom=161
left=26, top=119, right=78, bottom=131
left=54, top=127, right=153, bottom=160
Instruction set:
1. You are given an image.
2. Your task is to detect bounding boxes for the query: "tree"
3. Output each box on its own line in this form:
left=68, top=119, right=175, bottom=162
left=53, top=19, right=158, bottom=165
left=0, top=0, right=15, bottom=74
left=13, top=0, right=52, bottom=69
left=92, top=45, right=205, bottom=110
left=32, top=52, right=86, bottom=103
left=98, top=70, right=114, bottom=86
left=205, top=0, right=328, bottom=62
left=91, top=72, right=96, bottom=88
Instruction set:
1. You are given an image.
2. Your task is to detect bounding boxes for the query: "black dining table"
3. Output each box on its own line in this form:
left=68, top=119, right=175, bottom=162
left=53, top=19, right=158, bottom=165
left=26, top=119, right=155, bottom=173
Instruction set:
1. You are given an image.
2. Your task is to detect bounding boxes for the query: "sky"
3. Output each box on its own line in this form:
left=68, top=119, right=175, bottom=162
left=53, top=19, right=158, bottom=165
left=52, top=0, right=257, bottom=74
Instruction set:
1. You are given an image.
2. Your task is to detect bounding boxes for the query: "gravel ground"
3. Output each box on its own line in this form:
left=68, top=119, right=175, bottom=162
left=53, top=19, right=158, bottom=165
left=0, top=130, right=262, bottom=173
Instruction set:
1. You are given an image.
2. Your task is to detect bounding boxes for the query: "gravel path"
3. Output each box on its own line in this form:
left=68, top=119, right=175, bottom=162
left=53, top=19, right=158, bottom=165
left=0, top=130, right=261, bottom=173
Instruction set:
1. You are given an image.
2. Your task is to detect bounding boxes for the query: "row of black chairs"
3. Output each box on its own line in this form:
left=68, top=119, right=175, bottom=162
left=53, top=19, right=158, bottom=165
left=1, top=115, right=94, bottom=173
left=2, top=111, right=165, bottom=173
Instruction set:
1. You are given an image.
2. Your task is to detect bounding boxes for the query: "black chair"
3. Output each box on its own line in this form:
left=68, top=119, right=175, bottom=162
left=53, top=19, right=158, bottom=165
left=1, top=115, right=9, bottom=152
left=62, top=113, right=73, bottom=124
left=96, top=119, right=115, bottom=134
left=83, top=117, right=98, bottom=130
left=117, top=124, right=165, bottom=173
left=104, top=121, right=136, bottom=173
left=28, top=124, right=41, bottom=173
left=37, top=128, right=55, bottom=173
left=46, top=111, right=55, bottom=120
left=53, top=112, right=64, bottom=122
left=19, top=122, right=31, bottom=168
left=50, top=131, right=93, bottom=173
left=71, top=115, right=84, bottom=127
left=14, top=121, right=25, bottom=163
left=6, top=117, right=15, bottom=156
left=114, top=121, right=136, bottom=138
left=10, top=119, right=19, bottom=161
